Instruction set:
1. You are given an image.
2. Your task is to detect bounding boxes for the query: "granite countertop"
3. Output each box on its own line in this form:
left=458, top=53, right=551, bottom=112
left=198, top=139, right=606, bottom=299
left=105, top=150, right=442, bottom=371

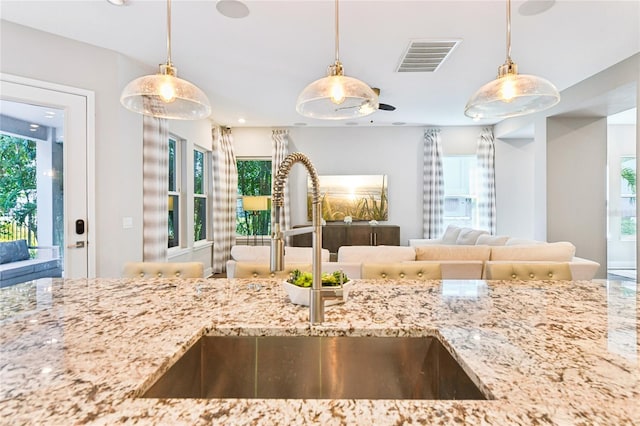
left=0, top=277, right=638, bottom=425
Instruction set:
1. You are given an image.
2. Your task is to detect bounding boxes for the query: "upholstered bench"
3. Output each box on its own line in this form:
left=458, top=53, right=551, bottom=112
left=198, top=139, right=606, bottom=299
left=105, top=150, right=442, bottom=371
left=122, top=262, right=204, bottom=278
left=361, top=263, right=441, bottom=280
left=0, top=240, right=61, bottom=287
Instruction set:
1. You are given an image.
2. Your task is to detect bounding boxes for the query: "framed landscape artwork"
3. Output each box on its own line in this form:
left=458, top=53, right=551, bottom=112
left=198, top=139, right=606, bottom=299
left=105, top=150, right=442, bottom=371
left=307, top=175, right=388, bottom=222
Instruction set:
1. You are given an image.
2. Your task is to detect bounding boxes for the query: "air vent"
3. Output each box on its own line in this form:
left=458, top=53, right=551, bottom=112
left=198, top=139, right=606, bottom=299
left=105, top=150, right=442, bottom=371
left=396, top=39, right=461, bottom=73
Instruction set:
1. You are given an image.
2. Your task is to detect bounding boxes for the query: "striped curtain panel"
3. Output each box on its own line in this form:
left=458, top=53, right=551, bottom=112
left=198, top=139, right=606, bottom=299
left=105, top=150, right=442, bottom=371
left=477, top=127, right=497, bottom=234
left=142, top=115, right=169, bottom=261
left=212, top=126, right=238, bottom=273
left=271, top=129, right=290, bottom=244
left=422, top=128, right=444, bottom=238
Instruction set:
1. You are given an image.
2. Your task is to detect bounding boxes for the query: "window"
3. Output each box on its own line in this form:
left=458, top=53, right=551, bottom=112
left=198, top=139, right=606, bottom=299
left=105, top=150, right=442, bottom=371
left=443, top=155, right=479, bottom=230
left=193, top=149, right=207, bottom=242
left=236, top=159, right=272, bottom=238
left=168, top=136, right=180, bottom=248
left=620, top=156, right=636, bottom=240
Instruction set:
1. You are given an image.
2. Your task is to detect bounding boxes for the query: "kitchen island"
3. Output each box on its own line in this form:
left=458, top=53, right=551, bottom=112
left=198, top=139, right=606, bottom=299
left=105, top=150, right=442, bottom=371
left=0, top=277, right=638, bottom=425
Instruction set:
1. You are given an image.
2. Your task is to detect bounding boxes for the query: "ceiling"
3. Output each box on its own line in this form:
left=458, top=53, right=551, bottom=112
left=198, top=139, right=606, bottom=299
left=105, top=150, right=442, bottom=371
left=0, top=0, right=638, bottom=128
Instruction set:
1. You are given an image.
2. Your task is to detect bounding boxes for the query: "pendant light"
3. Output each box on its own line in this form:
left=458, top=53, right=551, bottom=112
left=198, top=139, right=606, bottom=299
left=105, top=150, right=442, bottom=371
left=296, top=0, right=378, bottom=120
left=120, top=0, right=211, bottom=120
left=464, top=0, right=560, bottom=120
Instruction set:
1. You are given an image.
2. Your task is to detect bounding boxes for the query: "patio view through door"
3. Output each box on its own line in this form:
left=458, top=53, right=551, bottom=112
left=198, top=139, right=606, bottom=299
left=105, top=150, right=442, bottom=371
left=0, top=76, right=92, bottom=281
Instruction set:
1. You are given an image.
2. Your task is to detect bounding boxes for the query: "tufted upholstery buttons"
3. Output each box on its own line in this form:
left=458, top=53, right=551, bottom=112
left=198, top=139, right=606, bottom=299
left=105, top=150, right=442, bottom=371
left=399, top=273, right=405, bottom=278
left=548, top=272, right=553, bottom=278
left=157, top=272, right=163, bottom=278
left=252, top=272, right=258, bottom=278
left=529, top=273, right=535, bottom=278
left=139, top=272, right=145, bottom=278
left=381, top=273, right=387, bottom=278
left=511, top=274, right=517, bottom=279
left=270, top=272, right=276, bottom=278
left=417, top=272, right=423, bottom=277
left=175, top=271, right=181, bottom=277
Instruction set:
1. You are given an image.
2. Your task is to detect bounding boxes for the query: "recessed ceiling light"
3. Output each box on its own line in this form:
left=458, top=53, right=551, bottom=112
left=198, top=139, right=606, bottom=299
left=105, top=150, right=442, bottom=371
left=392, top=122, right=406, bottom=126
left=237, top=118, right=246, bottom=124
left=30, top=124, right=39, bottom=128
left=293, top=122, right=307, bottom=126
left=216, top=0, right=249, bottom=19
left=107, top=0, right=128, bottom=5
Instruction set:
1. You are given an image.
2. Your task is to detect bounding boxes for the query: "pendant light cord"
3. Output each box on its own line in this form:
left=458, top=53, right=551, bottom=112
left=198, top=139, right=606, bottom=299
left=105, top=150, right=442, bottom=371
left=334, top=0, right=340, bottom=62
left=505, top=0, right=511, bottom=62
left=166, top=0, right=173, bottom=66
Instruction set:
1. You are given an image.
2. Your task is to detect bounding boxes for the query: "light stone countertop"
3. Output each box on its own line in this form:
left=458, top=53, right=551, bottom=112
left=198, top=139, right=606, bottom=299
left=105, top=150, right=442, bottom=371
left=0, top=277, right=638, bottom=425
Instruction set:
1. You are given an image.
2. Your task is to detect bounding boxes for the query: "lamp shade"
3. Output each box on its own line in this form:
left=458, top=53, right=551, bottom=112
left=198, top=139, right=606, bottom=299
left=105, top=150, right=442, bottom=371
left=120, top=68, right=212, bottom=120
left=296, top=74, right=379, bottom=120
left=242, top=196, right=271, bottom=212
left=464, top=72, right=560, bottom=119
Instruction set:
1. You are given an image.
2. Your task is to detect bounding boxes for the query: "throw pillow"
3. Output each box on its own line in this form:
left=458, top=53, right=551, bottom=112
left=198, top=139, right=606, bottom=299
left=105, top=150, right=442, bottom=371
left=455, top=228, right=489, bottom=245
left=441, top=225, right=461, bottom=244
left=0, top=239, right=30, bottom=264
left=476, top=234, right=510, bottom=246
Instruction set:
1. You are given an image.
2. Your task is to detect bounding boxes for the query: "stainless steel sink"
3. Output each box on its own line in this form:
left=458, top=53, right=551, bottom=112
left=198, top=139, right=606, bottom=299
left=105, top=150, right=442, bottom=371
left=141, top=336, right=487, bottom=400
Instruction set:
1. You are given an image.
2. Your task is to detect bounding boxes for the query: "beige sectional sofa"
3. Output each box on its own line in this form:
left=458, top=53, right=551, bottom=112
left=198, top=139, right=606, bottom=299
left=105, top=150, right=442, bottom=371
left=225, top=225, right=600, bottom=280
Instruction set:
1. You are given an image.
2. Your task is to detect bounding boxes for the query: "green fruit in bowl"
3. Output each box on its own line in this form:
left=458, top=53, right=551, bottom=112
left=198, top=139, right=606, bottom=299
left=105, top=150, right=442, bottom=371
left=288, top=269, right=349, bottom=288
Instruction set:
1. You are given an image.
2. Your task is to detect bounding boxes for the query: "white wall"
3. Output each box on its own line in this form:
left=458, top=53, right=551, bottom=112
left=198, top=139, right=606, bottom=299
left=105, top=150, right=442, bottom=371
left=231, top=125, right=484, bottom=246
left=1, top=21, right=212, bottom=277
left=547, top=117, right=608, bottom=277
left=494, top=137, right=536, bottom=238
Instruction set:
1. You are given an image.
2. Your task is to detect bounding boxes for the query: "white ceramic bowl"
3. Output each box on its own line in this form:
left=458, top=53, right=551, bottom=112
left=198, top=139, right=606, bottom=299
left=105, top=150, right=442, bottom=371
left=282, top=280, right=353, bottom=306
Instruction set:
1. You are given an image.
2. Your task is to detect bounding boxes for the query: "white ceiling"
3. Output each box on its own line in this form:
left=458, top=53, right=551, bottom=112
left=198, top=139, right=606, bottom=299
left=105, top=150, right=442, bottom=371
left=1, top=0, right=638, bottom=128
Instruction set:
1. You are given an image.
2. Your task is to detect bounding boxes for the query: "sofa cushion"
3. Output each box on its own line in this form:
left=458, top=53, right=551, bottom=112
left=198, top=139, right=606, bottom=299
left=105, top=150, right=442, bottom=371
left=441, top=225, right=462, bottom=244
left=0, top=240, right=30, bottom=265
left=490, top=242, right=576, bottom=261
left=231, top=246, right=329, bottom=263
left=455, top=228, right=489, bottom=245
left=476, top=234, right=510, bottom=246
left=337, top=246, right=416, bottom=263
left=505, top=238, right=545, bottom=246
left=414, top=245, right=491, bottom=261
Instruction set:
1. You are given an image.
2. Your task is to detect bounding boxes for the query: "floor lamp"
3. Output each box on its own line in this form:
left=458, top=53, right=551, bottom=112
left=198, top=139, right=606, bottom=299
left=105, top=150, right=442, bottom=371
left=242, top=196, right=270, bottom=245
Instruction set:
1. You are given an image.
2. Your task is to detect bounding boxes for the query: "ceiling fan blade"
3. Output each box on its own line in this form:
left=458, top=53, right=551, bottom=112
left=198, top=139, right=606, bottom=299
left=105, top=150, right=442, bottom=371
left=379, top=103, right=396, bottom=111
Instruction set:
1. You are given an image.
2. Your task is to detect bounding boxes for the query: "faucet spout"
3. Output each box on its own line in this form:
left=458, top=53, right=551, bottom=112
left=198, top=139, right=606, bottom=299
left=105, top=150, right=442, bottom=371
left=269, top=152, right=335, bottom=325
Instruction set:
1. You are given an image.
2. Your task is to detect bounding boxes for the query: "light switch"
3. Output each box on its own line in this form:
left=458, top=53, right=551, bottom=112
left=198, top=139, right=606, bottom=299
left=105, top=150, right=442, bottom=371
left=122, top=217, right=133, bottom=229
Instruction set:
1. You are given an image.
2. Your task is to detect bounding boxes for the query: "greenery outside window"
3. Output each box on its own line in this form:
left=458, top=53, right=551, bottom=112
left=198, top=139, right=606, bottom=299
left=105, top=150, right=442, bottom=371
left=168, top=136, right=180, bottom=248
left=620, top=156, right=636, bottom=240
left=236, top=158, right=272, bottom=238
left=193, top=148, right=207, bottom=242
left=442, top=155, right=479, bottom=230
left=0, top=134, right=37, bottom=246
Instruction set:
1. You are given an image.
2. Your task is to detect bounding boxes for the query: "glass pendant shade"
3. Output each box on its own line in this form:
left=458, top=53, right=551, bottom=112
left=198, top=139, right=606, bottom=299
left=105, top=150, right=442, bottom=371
left=296, top=73, right=378, bottom=120
left=464, top=0, right=560, bottom=120
left=295, top=0, right=378, bottom=120
left=464, top=68, right=560, bottom=119
left=120, top=0, right=211, bottom=120
left=120, top=65, right=212, bottom=120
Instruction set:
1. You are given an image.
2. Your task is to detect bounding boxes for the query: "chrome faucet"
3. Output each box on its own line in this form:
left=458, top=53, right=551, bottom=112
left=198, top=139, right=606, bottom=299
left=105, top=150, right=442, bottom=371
left=270, top=152, right=342, bottom=324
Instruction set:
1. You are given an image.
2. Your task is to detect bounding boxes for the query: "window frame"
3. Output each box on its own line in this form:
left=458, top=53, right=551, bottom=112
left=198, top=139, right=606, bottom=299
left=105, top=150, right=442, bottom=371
left=168, top=135, right=182, bottom=250
left=442, top=155, right=480, bottom=230
left=236, top=157, right=272, bottom=241
left=193, top=147, right=209, bottom=244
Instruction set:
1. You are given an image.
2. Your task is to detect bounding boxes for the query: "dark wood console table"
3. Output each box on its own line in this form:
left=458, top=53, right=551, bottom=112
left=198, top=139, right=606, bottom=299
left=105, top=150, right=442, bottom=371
left=291, top=223, right=400, bottom=255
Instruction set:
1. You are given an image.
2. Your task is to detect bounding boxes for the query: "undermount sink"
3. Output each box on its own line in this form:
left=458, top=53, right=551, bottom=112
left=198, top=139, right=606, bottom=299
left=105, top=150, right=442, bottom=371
left=141, top=336, right=487, bottom=400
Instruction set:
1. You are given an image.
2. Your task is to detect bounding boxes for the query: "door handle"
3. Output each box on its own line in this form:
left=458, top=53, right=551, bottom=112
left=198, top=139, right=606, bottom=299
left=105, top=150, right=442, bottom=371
left=68, top=241, right=86, bottom=248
